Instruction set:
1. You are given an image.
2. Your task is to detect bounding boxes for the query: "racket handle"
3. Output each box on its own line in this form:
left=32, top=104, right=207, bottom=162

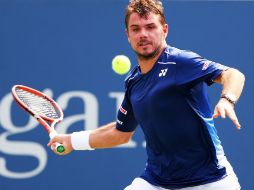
left=55, top=143, right=65, bottom=153
left=49, top=130, right=65, bottom=153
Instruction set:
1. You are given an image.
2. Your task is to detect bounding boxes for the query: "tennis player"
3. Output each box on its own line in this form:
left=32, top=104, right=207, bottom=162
left=48, top=0, right=245, bottom=189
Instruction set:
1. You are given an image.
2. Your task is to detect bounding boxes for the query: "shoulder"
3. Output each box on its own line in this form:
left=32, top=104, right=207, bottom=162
left=178, top=50, right=200, bottom=61
left=167, top=46, right=201, bottom=63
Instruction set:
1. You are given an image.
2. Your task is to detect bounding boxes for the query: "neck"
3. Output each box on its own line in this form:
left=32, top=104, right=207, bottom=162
left=138, top=44, right=166, bottom=74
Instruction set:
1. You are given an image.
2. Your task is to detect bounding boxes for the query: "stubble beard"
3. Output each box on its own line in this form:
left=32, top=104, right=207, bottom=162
left=135, top=44, right=164, bottom=61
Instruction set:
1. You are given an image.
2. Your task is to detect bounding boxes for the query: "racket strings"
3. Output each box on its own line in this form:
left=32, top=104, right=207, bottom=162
left=15, top=89, right=61, bottom=119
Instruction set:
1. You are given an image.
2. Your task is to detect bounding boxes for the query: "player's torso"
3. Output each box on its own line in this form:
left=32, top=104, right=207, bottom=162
left=128, top=47, right=209, bottom=154
left=126, top=46, right=226, bottom=187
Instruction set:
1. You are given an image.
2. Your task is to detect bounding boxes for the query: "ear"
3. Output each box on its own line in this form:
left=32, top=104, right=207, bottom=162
left=125, top=28, right=130, bottom=43
left=163, top=24, right=168, bottom=38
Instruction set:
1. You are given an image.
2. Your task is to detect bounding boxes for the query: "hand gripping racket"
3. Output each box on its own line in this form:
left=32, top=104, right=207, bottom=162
left=12, top=85, right=65, bottom=153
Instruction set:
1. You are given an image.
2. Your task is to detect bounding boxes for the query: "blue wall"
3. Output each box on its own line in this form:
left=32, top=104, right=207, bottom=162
left=0, top=0, right=253, bottom=189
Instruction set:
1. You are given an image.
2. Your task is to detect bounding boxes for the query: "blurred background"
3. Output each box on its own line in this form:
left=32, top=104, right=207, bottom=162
left=0, top=0, right=253, bottom=189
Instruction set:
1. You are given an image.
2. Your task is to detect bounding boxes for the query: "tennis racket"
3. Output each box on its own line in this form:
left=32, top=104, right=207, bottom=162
left=12, top=85, right=65, bottom=153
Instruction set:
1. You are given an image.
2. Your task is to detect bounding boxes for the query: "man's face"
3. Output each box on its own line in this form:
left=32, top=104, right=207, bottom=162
left=126, top=12, right=168, bottom=60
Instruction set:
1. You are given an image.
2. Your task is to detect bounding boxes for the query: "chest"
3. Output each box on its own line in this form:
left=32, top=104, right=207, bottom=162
left=132, top=64, right=176, bottom=99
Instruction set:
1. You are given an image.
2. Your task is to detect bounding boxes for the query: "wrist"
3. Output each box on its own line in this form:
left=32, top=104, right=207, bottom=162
left=220, top=93, right=237, bottom=106
left=71, top=131, right=95, bottom=150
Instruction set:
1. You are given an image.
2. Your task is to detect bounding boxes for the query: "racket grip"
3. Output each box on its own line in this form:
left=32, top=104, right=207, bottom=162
left=49, top=130, right=65, bottom=153
left=54, top=143, right=65, bottom=153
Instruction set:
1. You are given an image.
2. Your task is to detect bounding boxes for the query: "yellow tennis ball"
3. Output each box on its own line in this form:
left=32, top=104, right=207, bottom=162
left=112, top=55, right=131, bottom=75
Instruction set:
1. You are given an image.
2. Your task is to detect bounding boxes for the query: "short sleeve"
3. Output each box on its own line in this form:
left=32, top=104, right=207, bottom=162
left=175, top=50, right=229, bottom=86
left=116, top=93, right=138, bottom=132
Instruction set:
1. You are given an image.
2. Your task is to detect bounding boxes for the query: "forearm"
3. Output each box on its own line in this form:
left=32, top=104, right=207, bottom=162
left=89, top=122, right=133, bottom=149
left=214, top=68, right=245, bottom=100
left=213, top=68, right=245, bottom=129
left=48, top=122, right=133, bottom=154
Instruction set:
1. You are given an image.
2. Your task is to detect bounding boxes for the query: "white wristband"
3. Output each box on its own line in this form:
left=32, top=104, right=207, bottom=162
left=71, top=131, right=95, bottom=150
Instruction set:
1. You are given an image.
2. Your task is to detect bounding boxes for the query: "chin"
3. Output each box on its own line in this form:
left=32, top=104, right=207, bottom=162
left=139, top=48, right=154, bottom=56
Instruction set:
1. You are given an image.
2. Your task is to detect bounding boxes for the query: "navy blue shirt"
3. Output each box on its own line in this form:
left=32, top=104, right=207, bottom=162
left=116, top=45, right=228, bottom=189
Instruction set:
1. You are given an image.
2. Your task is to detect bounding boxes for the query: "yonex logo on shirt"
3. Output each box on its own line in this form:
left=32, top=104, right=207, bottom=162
left=159, top=68, right=168, bottom=77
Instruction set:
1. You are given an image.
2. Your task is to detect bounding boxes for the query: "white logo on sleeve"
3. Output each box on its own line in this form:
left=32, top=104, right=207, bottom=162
left=158, top=61, right=176, bottom=65
left=202, top=61, right=210, bottom=70
left=117, top=119, right=123, bottom=125
left=159, top=68, right=168, bottom=77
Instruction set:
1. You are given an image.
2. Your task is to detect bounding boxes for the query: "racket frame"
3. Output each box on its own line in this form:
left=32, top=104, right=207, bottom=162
left=12, top=85, right=65, bottom=153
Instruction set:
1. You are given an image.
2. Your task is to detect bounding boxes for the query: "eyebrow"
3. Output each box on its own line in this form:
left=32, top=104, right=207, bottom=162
left=129, top=23, right=156, bottom=28
left=146, top=23, right=156, bottom=27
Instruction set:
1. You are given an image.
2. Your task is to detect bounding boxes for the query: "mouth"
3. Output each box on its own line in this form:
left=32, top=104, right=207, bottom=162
left=138, top=41, right=151, bottom=47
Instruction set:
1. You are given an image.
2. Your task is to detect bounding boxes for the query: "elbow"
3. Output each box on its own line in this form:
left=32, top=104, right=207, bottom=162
left=234, top=68, right=245, bottom=84
left=227, top=68, right=245, bottom=84
left=113, top=128, right=133, bottom=145
left=120, top=133, right=133, bottom=144
left=240, top=71, right=245, bottom=84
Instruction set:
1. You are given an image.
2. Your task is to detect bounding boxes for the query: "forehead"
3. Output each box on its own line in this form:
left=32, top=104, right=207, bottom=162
left=128, top=12, right=161, bottom=27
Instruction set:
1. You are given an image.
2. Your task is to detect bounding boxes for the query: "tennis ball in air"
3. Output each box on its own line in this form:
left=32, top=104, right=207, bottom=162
left=112, top=55, right=131, bottom=75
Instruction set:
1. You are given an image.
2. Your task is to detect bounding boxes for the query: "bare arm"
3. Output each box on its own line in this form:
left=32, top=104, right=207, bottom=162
left=89, top=122, right=134, bottom=149
left=213, top=68, right=245, bottom=129
left=213, top=68, right=245, bottom=99
left=47, top=122, right=134, bottom=155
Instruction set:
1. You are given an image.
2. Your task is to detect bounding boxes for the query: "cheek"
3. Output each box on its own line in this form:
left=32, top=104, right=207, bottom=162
left=127, top=38, right=136, bottom=49
left=128, top=35, right=139, bottom=45
left=154, top=31, right=165, bottom=41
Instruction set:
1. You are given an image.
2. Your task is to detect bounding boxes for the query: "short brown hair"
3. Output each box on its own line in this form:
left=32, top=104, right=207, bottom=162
left=125, top=0, right=166, bottom=29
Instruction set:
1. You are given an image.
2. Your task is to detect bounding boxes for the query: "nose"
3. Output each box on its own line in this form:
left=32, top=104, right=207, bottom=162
left=139, top=28, right=148, bottom=38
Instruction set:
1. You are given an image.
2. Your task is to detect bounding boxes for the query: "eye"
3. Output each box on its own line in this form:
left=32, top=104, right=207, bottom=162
left=131, top=28, right=139, bottom=32
left=147, top=25, right=156, bottom=30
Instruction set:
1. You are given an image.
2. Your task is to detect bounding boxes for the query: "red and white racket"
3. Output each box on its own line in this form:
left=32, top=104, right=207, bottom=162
left=12, top=85, right=65, bottom=153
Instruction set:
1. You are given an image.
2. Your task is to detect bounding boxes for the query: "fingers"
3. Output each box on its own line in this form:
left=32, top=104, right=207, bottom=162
left=47, top=137, right=64, bottom=155
left=213, top=106, right=226, bottom=119
left=47, top=134, right=73, bottom=155
left=213, top=100, right=241, bottom=130
left=212, top=107, right=219, bottom=118
left=47, top=136, right=58, bottom=147
left=225, top=109, right=241, bottom=129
